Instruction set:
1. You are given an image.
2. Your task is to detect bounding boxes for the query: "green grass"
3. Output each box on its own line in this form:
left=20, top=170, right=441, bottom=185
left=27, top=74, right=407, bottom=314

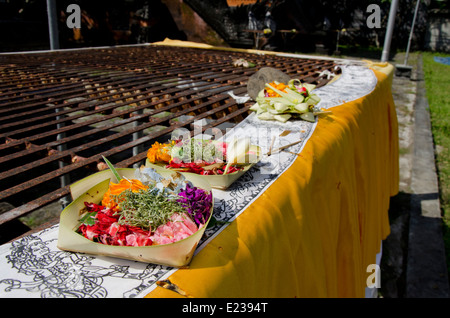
left=422, top=52, right=450, bottom=276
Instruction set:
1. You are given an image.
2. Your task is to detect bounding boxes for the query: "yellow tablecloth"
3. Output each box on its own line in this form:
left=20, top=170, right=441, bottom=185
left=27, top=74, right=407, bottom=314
left=145, top=67, right=399, bottom=298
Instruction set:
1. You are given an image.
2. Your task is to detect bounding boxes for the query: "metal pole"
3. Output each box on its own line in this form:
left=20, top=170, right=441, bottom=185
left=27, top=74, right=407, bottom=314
left=55, top=107, right=70, bottom=208
left=132, top=109, right=144, bottom=169
left=404, top=0, right=421, bottom=65
left=381, top=0, right=399, bottom=62
left=46, top=0, right=60, bottom=50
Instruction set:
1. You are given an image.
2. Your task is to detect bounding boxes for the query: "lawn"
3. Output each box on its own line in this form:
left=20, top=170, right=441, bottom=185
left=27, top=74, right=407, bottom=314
left=422, top=52, right=450, bottom=275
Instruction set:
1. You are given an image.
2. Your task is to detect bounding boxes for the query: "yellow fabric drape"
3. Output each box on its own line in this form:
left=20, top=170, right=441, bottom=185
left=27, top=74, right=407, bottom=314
left=146, top=67, right=399, bottom=298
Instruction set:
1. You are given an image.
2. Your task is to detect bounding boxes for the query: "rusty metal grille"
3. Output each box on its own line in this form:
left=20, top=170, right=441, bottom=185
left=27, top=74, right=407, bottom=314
left=0, top=44, right=340, bottom=241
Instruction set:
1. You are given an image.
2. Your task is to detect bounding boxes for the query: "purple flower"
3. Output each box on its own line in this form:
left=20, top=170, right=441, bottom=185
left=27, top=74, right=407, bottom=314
left=177, top=183, right=212, bottom=226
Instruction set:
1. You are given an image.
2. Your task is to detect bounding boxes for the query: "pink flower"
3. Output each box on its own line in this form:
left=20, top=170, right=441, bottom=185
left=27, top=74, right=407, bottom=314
left=150, top=213, right=198, bottom=245
left=85, top=228, right=98, bottom=241
left=108, top=222, right=121, bottom=236
left=126, top=232, right=152, bottom=247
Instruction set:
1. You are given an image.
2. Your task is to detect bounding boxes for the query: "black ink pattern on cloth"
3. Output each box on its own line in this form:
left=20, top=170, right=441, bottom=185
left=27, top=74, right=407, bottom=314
left=0, top=231, right=168, bottom=298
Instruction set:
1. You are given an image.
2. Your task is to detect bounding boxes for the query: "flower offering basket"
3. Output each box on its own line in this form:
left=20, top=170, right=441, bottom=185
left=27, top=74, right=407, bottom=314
left=57, top=168, right=213, bottom=267
left=145, top=143, right=262, bottom=190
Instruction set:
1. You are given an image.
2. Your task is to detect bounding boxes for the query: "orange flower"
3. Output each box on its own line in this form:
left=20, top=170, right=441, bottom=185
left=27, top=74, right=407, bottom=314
left=102, top=178, right=148, bottom=209
left=265, top=82, right=287, bottom=97
left=147, top=141, right=172, bottom=163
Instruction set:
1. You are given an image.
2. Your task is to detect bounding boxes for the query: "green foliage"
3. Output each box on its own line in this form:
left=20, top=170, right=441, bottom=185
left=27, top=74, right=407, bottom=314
left=429, top=0, right=449, bottom=10
left=102, top=156, right=122, bottom=182
left=113, top=189, right=186, bottom=231
left=79, top=211, right=97, bottom=226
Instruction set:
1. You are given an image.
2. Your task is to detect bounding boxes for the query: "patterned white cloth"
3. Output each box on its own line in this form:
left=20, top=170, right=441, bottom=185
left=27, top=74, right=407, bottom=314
left=0, top=64, right=377, bottom=298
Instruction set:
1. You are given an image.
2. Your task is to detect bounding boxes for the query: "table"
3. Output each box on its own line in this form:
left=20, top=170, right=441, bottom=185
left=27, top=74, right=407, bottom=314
left=0, top=40, right=338, bottom=239
left=0, top=41, right=398, bottom=298
left=146, top=54, right=398, bottom=298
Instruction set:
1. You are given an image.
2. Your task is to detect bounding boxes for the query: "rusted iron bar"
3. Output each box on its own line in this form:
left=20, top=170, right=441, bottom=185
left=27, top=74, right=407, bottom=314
left=0, top=44, right=340, bottom=241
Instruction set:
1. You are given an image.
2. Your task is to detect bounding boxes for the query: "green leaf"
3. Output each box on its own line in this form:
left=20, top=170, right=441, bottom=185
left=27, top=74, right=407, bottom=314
left=102, top=156, right=122, bottom=182
left=265, top=83, right=304, bottom=104
left=273, top=114, right=291, bottom=122
left=288, top=79, right=301, bottom=90
left=249, top=103, right=260, bottom=111
left=79, top=211, right=97, bottom=226
left=250, top=79, right=321, bottom=123
left=300, top=112, right=316, bottom=122
left=294, top=103, right=309, bottom=113
left=274, top=102, right=289, bottom=112
left=257, top=112, right=275, bottom=120
left=306, top=93, right=321, bottom=105
left=302, top=83, right=316, bottom=93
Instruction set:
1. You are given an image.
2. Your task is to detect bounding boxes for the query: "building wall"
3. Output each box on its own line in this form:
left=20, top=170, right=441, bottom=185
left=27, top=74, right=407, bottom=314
left=424, top=14, right=450, bottom=52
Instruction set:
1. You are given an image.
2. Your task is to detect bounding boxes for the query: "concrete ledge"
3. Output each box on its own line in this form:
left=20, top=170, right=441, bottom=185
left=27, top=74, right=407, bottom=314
left=405, top=56, right=450, bottom=298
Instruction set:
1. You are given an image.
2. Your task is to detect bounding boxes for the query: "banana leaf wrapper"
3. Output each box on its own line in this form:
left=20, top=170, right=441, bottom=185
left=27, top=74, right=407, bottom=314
left=57, top=168, right=213, bottom=267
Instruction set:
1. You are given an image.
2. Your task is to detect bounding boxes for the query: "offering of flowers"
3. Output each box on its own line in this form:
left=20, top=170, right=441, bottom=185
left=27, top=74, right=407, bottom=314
left=57, top=158, right=214, bottom=267
left=145, top=137, right=261, bottom=189
left=249, top=79, right=323, bottom=123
